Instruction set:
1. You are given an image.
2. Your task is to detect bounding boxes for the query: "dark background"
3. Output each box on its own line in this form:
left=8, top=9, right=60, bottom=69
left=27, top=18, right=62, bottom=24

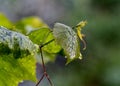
left=0, top=0, right=120, bottom=86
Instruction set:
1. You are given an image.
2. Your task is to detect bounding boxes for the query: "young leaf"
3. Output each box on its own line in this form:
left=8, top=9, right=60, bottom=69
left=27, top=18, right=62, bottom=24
left=53, top=23, right=82, bottom=64
left=28, top=27, right=61, bottom=54
left=76, top=21, right=87, bottom=50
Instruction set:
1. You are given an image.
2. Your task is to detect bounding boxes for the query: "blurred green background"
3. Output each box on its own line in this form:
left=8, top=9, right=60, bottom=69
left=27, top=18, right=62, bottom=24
left=0, top=0, right=120, bottom=86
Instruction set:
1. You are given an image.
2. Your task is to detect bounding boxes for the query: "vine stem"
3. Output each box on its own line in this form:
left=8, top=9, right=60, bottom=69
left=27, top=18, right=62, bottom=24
left=36, top=39, right=55, bottom=86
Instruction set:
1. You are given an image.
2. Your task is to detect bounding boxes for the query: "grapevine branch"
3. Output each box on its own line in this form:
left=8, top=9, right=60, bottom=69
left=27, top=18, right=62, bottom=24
left=36, top=39, right=55, bottom=86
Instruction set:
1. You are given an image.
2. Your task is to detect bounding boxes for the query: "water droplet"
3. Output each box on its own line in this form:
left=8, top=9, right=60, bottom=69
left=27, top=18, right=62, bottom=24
left=19, top=80, right=24, bottom=83
left=65, top=56, right=67, bottom=58
left=79, top=53, right=82, bottom=59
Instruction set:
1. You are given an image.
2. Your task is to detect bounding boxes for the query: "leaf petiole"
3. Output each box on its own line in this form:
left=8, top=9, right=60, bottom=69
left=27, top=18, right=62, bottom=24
left=36, top=39, right=55, bottom=86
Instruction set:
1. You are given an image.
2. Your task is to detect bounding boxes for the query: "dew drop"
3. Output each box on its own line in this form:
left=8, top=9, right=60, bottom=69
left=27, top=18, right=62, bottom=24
left=79, top=53, right=82, bottom=59
left=19, top=80, right=24, bottom=83
left=65, top=56, right=67, bottom=58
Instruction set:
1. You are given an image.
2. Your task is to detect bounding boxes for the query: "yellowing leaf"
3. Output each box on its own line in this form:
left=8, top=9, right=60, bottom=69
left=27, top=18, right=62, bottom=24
left=76, top=21, right=87, bottom=50
left=77, top=21, right=87, bottom=28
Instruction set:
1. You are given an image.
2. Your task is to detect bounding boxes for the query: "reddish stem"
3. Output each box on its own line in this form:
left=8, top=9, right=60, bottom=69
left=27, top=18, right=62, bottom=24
left=36, top=39, right=54, bottom=86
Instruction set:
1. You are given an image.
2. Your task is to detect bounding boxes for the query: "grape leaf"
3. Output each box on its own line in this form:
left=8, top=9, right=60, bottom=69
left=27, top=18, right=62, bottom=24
left=28, top=27, right=61, bottom=64
left=0, top=13, right=13, bottom=28
left=53, top=23, right=82, bottom=64
left=15, top=16, right=48, bottom=34
left=0, top=54, right=36, bottom=86
left=28, top=27, right=61, bottom=54
left=0, top=26, right=38, bottom=86
left=0, top=26, right=38, bottom=57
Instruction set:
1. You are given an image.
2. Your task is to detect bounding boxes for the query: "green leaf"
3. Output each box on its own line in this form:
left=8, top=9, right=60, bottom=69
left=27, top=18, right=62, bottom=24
left=28, top=27, right=61, bottom=53
left=53, top=23, right=82, bottom=64
left=0, top=54, right=36, bottom=86
left=0, top=13, right=13, bottom=28
left=15, top=16, right=48, bottom=34
left=0, top=26, right=37, bottom=86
